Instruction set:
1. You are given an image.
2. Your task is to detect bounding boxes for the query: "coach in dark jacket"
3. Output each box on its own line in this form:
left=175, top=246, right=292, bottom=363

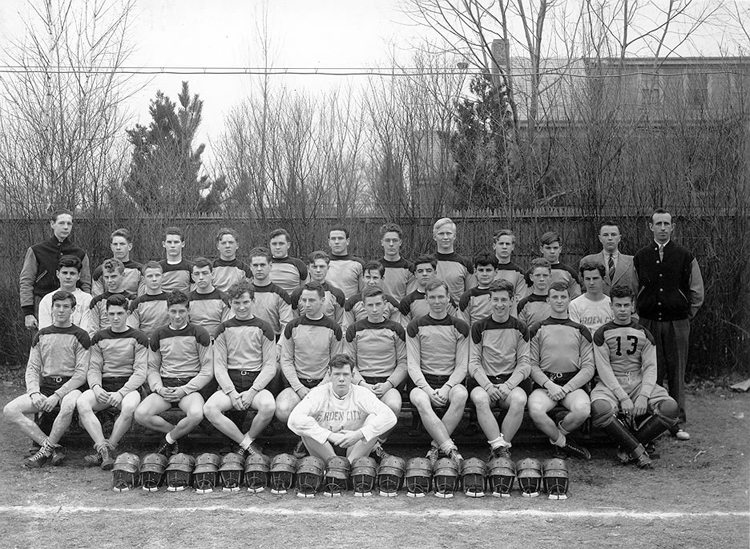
left=633, top=208, right=703, bottom=440
left=19, top=209, right=91, bottom=329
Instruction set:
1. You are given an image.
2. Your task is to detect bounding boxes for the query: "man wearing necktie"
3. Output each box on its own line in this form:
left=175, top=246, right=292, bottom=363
left=579, top=222, right=638, bottom=297
left=633, top=209, right=704, bottom=441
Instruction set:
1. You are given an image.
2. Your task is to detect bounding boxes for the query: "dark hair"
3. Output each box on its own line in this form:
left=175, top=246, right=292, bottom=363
left=529, top=258, right=551, bottom=273
left=192, top=257, right=213, bottom=271
left=248, top=246, right=273, bottom=263
left=361, top=286, right=385, bottom=302
left=216, top=227, right=238, bottom=242
left=302, top=281, right=325, bottom=299
left=227, top=280, right=255, bottom=301
left=57, top=254, right=82, bottom=272
left=106, top=294, right=129, bottom=310
left=364, top=260, right=385, bottom=277
left=102, top=258, right=125, bottom=274
left=308, top=250, right=330, bottom=265
left=142, top=260, right=163, bottom=275
left=540, top=231, right=561, bottom=246
left=379, top=222, right=403, bottom=238
left=164, top=226, right=184, bottom=241
left=414, top=254, right=437, bottom=270
left=51, top=290, right=76, bottom=307
left=50, top=209, right=74, bottom=223
left=111, top=228, right=132, bottom=243
left=329, top=225, right=350, bottom=239
left=579, top=259, right=605, bottom=279
left=651, top=208, right=672, bottom=222
left=548, top=281, right=570, bottom=295
left=488, top=280, right=514, bottom=297
left=610, top=285, right=634, bottom=300
left=493, top=229, right=515, bottom=244
left=268, top=228, right=291, bottom=242
left=167, top=290, right=190, bottom=308
left=329, top=353, right=354, bottom=372
left=599, top=221, right=620, bottom=233
left=473, top=251, right=499, bottom=269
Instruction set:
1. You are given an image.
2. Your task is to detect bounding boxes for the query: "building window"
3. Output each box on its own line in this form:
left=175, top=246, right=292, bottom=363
left=641, top=87, right=661, bottom=105
left=687, top=72, right=708, bottom=108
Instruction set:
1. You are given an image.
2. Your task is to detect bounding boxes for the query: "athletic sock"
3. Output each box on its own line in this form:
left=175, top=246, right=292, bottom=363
left=165, top=432, right=176, bottom=445
left=557, top=420, right=570, bottom=436
left=240, top=434, right=254, bottom=450
left=439, top=440, right=455, bottom=454
left=551, top=433, right=567, bottom=447
left=488, top=436, right=506, bottom=450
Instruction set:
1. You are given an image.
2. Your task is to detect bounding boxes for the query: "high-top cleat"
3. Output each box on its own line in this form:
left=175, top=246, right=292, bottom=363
left=292, top=439, right=308, bottom=459
left=156, top=438, right=177, bottom=459
left=425, top=446, right=440, bottom=467
left=100, top=444, right=116, bottom=471
left=448, top=448, right=464, bottom=471
left=561, top=440, right=591, bottom=461
left=488, top=446, right=511, bottom=461
left=24, top=447, right=51, bottom=468
left=50, top=445, right=67, bottom=466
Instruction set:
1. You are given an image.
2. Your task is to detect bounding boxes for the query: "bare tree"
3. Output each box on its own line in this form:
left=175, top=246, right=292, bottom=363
left=0, top=0, right=139, bottom=216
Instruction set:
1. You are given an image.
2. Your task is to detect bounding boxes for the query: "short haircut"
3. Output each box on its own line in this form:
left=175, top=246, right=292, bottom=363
left=192, top=257, right=213, bottom=271
left=414, top=254, right=437, bottom=270
left=433, top=217, right=455, bottom=235
left=651, top=207, right=671, bottom=222
left=57, top=254, right=82, bottom=272
left=164, top=226, right=184, bottom=241
left=362, top=286, right=385, bottom=302
left=111, top=228, right=132, bottom=243
left=248, top=246, right=273, bottom=263
left=380, top=222, right=403, bottom=238
left=529, top=258, right=552, bottom=273
left=302, top=281, right=325, bottom=299
left=610, top=285, right=634, bottom=300
left=540, top=231, right=561, bottom=246
left=51, top=290, right=76, bottom=307
left=473, top=251, right=499, bottom=269
left=425, top=279, right=449, bottom=295
left=548, top=281, right=570, bottom=295
left=488, top=280, right=514, bottom=298
left=50, top=209, right=74, bottom=223
left=142, top=260, right=163, bottom=275
left=599, top=221, right=619, bottom=233
left=364, top=260, right=385, bottom=277
left=329, top=225, right=350, bottom=239
left=268, top=228, right=290, bottom=242
left=216, top=227, right=238, bottom=242
left=308, top=250, right=330, bottom=265
left=102, top=258, right=125, bottom=274
left=227, top=280, right=255, bottom=301
left=106, top=294, right=129, bottom=310
left=579, top=259, right=605, bottom=279
left=167, top=290, right=190, bottom=308
left=329, top=353, right=354, bottom=372
left=493, top=228, right=516, bottom=244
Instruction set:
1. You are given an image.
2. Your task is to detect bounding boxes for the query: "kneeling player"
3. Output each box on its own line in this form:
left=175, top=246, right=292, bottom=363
left=288, top=354, right=397, bottom=461
left=203, top=281, right=277, bottom=457
left=527, top=282, right=594, bottom=460
left=3, top=291, right=90, bottom=467
left=134, top=291, right=213, bottom=456
left=407, top=281, right=469, bottom=466
left=591, top=285, right=679, bottom=469
left=77, top=294, right=148, bottom=469
left=469, top=281, right=530, bottom=460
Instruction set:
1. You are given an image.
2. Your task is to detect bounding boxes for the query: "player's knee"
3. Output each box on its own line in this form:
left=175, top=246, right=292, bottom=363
left=184, top=406, right=204, bottom=424
left=134, top=404, right=150, bottom=424
left=255, top=394, right=276, bottom=417
left=526, top=397, right=547, bottom=418
left=3, top=401, right=20, bottom=421
left=654, top=399, right=679, bottom=425
left=508, top=388, right=527, bottom=409
left=570, top=399, right=591, bottom=418
left=449, top=385, right=468, bottom=405
left=590, top=399, right=616, bottom=428
left=470, top=387, right=490, bottom=407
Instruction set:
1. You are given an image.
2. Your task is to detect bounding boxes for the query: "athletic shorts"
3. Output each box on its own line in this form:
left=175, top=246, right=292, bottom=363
left=590, top=378, right=674, bottom=411
left=228, top=370, right=261, bottom=392
left=362, top=375, right=407, bottom=394
left=161, top=376, right=213, bottom=405
left=101, top=376, right=131, bottom=393
left=40, top=376, right=88, bottom=397
left=467, top=374, right=512, bottom=393
left=282, top=376, right=324, bottom=391
left=532, top=372, right=583, bottom=392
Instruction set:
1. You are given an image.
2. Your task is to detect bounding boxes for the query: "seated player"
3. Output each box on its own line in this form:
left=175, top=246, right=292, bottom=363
left=212, top=227, right=252, bottom=292
left=458, top=251, right=499, bottom=325
left=591, top=285, right=680, bottom=469
left=568, top=259, right=613, bottom=334
left=469, top=281, right=530, bottom=460
left=268, top=228, right=308, bottom=295
left=203, top=281, right=277, bottom=458
left=343, top=260, right=401, bottom=330
left=528, top=282, right=594, bottom=460
left=88, top=258, right=135, bottom=337
left=399, top=254, right=457, bottom=325
left=407, top=280, right=469, bottom=466
left=127, top=261, right=170, bottom=338
left=3, top=291, right=90, bottom=467
left=345, top=286, right=407, bottom=455
left=38, top=254, right=92, bottom=334
left=189, top=257, right=231, bottom=338
left=492, top=229, right=527, bottom=315
left=290, top=251, right=345, bottom=325
left=134, top=291, right=213, bottom=456
left=247, top=246, right=293, bottom=339
left=159, top=227, right=193, bottom=294
left=378, top=222, right=416, bottom=301
left=276, top=281, right=344, bottom=455
left=517, top=258, right=552, bottom=327
left=288, top=354, right=397, bottom=462
left=77, top=294, right=148, bottom=469
left=538, top=231, right=581, bottom=298
left=92, top=228, right=143, bottom=296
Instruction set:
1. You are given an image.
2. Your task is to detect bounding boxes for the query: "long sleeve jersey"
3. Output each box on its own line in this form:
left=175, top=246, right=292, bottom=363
left=593, top=320, right=658, bottom=403
left=270, top=256, right=308, bottom=295
left=213, top=317, right=277, bottom=397
left=469, top=316, right=530, bottom=388
left=188, top=289, right=231, bottom=338
left=345, top=318, right=407, bottom=386
left=550, top=263, right=582, bottom=299
left=127, top=293, right=170, bottom=337
left=529, top=317, right=595, bottom=392
left=148, top=323, right=213, bottom=394
left=326, top=254, right=365, bottom=300
left=251, top=282, right=293, bottom=336
left=458, top=286, right=493, bottom=325
left=406, top=314, right=470, bottom=391
left=159, top=259, right=193, bottom=294
left=88, top=327, right=149, bottom=396
left=92, top=260, right=144, bottom=297
left=494, top=261, right=528, bottom=315
left=517, top=293, right=551, bottom=327
left=290, top=282, right=346, bottom=325
left=25, top=325, right=91, bottom=398
left=436, top=251, right=475, bottom=302
left=211, top=258, right=252, bottom=292
left=398, top=289, right=458, bottom=325
left=280, top=316, right=344, bottom=392
left=379, top=257, right=416, bottom=301
left=88, top=290, right=136, bottom=337
left=343, top=292, right=401, bottom=331
left=288, top=383, right=397, bottom=445
left=38, top=288, right=92, bottom=334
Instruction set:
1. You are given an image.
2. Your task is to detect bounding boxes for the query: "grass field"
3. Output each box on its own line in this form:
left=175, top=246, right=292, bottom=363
left=0, top=382, right=748, bottom=549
